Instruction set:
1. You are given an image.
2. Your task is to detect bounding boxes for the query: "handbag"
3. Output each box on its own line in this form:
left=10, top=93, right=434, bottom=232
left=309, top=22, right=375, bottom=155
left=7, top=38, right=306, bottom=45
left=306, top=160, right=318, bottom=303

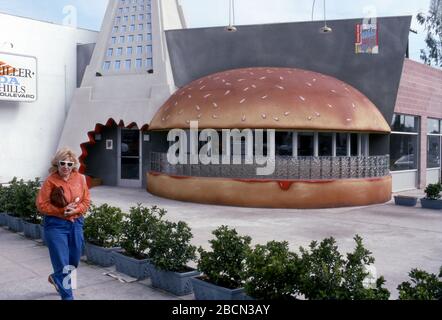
left=50, top=186, right=68, bottom=208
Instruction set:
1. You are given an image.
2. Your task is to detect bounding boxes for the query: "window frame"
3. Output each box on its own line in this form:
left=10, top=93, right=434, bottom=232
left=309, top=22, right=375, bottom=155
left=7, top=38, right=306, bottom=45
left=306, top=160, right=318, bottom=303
left=389, top=113, right=420, bottom=173
left=427, top=118, right=442, bottom=169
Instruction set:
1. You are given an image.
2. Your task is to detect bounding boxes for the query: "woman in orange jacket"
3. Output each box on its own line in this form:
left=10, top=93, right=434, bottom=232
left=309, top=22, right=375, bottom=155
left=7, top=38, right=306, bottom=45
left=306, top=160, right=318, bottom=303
left=36, top=147, right=90, bottom=300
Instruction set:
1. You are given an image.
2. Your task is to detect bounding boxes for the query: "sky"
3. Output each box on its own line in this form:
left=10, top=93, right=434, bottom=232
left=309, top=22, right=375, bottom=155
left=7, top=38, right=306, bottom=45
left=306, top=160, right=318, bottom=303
left=0, top=0, right=433, bottom=63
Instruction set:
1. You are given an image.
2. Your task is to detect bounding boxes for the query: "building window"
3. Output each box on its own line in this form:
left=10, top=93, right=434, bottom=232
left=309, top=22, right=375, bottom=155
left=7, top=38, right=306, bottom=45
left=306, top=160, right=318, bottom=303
left=136, top=58, right=143, bottom=69
left=318, top=133, right=333, bottom=156
left=125, top=59, right=132, bottom=70
left=103, top=61, right=111, bottom=70
left=146, top=23, right=152, bottom=33
left=131, top=15, right=136, bottom=22
left=275, top=132, right=293, bottom=156
left=121, top=25, right=127, bottom=33
left=428, top=136, right=441, bottom=169
left=115, top=60, right=121, bottom=70
left=116, top=47, right=123, bottom=56
left=350, top=133, right=358, bottom=156
left=428, top=118, right=440, bottom=134
left=123, top=16, right=128, bottom=22
left=137, top=34, right=143, bottom=42
left=391, top=114, right=419, bottom=133
left=119, top=36, right=125, bottom=43
left=146, top=13, right=152, bottom=22
left=146, top=58, right=153, bottom=70
left=115, top=17, right=121, bottom=24
left=336, top=133, right=348, bottom=156
left=112, top=26, right=119, bottom=33
left=130, top=24, right=135, bottom=32
left=427, top=118, right=441, bottom=169
left=146, top=33, right=152, bottom=43
left=136, top=46, right=143, bottom=55
left=146, top=45, right=152, bottom=57
left=390, top=113, right=419, bottom=171
left=128, top=35, right=134, bottom=42
left=127, top=46, right=133, bottom=55
left=298, top=133, right=314, bottom=156
left=118, top=8, right=123, bottom=14
left=139, top=14, right=144, bottom=21
left=106, top=48, right=113, bottom=57
left=138, top=23, right=144, bottom=30
left=111, top=37, right=117, bottom=44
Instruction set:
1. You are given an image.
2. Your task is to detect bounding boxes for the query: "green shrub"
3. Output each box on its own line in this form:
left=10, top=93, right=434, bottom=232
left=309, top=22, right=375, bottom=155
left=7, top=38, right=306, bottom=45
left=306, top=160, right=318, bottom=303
left=84, top=203, right=124, bottom=248
left=341, top=235, right=390, bottom=300
left=197, top=226, right=252, bottom=289
left=149, top=219, right=196, bottom=272
left=0, top=184, right=6, bottom=212
left=297, top=235, right=390, bottom=300
left=398, top=267, right=442, bottom=300
left=424, top=183, right=442, bottom=200
left=3, top=178, right=41, bottom=223
left=244, top=241, right=300, bottom=300
left=18, top=178, right=41, bottom=224
left=3, top=178, right=18, bottom=215
left=120, top=204, right=165, bottom=259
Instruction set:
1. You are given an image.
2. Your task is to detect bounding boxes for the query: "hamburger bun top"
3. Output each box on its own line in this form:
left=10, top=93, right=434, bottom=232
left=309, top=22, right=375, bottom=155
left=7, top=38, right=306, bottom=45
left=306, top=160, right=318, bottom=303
left=149, top=67, right=390, bottom=133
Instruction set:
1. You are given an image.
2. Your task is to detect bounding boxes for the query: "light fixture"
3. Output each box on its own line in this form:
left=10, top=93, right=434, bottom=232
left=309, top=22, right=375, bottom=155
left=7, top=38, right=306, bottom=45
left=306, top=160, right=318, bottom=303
left=318, top=0, right=333, bottom=34
left=224, top=0, right=237, bottom=32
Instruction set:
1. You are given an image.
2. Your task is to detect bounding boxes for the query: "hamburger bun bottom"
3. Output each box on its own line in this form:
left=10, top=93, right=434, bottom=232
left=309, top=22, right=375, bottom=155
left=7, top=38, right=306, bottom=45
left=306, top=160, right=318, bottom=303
left=147, top=172, right=392, bottom=209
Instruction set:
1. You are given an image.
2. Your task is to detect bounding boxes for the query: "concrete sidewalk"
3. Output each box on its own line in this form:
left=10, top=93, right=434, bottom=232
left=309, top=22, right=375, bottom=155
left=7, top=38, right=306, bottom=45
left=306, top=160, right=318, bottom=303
left=0, top=227, right=187, bottom=300
left=0, top=186, right=441, bottom=299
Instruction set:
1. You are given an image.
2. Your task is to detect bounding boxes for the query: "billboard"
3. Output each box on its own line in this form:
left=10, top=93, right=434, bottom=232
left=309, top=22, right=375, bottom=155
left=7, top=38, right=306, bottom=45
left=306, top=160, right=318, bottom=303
left=0, top=52, right=37, bottom=102
left=355, top=23, right=379, bottom=54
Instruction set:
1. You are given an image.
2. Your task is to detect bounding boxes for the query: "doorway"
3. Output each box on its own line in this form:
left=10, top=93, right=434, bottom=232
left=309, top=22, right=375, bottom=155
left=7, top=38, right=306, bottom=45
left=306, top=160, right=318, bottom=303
left=118, top=127, right=142, bottom=187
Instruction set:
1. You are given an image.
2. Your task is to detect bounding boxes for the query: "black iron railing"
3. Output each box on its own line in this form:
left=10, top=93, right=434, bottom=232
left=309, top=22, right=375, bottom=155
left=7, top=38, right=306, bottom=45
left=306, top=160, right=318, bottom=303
left=150, top=153, right=390, bottom=180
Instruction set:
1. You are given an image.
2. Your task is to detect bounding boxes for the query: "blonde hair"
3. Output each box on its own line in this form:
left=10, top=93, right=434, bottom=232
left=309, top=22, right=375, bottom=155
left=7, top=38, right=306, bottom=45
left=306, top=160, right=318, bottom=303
left=49, top=147, right=80, bottom=174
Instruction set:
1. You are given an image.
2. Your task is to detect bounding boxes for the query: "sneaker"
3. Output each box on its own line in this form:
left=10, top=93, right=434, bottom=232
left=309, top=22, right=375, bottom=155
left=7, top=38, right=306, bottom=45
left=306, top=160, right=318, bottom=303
left=48, top=275, right=59, bottom=293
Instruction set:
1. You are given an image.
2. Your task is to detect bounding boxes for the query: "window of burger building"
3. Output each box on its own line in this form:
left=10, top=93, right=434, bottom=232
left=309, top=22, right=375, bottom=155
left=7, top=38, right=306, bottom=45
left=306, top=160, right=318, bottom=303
left=390, top=113, right=420, bottom=171
left=318, top=133, right=333, bottom=156
left=427, top=118, right=441, bottom=172
left=275, top=132, right=293, bottom=156
left=335, top=133, right=348, bottom=156
left=167, top=130, right=370, bottom=164
left=298, top=132, right=315, bottom=156
left=294, top=132, right=367, bottom=157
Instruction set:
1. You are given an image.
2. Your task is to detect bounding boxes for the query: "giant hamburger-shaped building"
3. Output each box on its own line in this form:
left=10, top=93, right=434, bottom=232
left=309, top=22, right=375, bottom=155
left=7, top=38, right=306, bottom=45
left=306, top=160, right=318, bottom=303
left=148, top=67, right=392, bottom=209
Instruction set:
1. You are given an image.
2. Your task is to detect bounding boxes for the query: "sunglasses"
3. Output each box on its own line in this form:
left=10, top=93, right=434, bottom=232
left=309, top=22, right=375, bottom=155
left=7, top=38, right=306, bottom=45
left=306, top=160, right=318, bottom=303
left=59, top=160, right=75, bottom=168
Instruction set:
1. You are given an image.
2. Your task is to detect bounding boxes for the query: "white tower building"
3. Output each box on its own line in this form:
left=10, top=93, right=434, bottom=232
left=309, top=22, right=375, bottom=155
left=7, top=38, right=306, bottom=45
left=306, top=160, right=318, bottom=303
left=57, top=0, right=185, bottom=186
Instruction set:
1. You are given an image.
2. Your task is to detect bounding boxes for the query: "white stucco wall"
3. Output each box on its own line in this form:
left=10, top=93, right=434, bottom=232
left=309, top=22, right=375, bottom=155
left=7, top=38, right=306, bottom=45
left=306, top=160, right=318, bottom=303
left=0, top=13, right=98, bottom=183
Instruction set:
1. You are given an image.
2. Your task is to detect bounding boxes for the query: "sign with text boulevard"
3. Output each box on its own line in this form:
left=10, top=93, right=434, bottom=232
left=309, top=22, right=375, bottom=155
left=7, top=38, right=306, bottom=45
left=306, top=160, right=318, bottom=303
left=0, top=52, right=37, bottom=102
